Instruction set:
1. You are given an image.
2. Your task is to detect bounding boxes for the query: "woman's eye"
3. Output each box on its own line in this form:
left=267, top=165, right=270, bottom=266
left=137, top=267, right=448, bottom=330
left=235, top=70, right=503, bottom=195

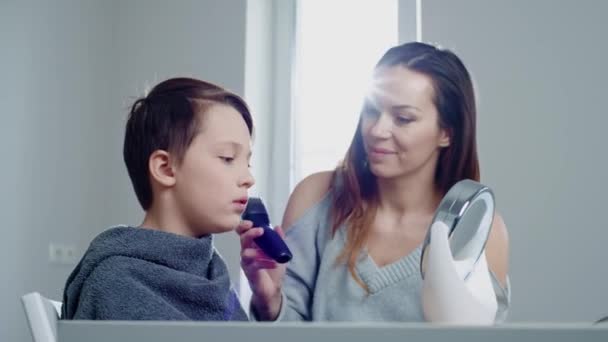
left=395, top=116, right=413, bottom=125
left=219, top=156, right=235, bottom=163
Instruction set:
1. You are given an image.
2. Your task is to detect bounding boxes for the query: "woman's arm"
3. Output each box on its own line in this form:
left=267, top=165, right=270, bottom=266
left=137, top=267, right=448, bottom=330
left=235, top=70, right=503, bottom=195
left=240, top=171, right=333, bottom=321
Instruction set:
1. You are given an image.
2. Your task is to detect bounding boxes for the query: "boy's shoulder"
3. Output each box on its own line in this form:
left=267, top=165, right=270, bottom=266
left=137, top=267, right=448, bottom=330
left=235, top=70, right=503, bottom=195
left=89, top=254, right=141, bottom=274
left=83, top=254, right=146, bottom=289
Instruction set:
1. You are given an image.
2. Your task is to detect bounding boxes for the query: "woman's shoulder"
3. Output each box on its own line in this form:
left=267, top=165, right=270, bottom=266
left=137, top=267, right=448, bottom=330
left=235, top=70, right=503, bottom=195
left=486, top=212, right=509, bottom=287
left=281, top=171, right=334, bottom=230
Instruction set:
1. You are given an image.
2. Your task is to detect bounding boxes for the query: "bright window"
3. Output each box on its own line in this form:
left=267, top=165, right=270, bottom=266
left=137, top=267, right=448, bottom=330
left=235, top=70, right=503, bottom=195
left=292, top=0, right=398, bottom=185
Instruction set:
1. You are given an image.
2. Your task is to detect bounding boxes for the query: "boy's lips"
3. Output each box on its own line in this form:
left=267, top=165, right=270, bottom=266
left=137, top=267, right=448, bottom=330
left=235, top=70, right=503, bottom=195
left=232, top=197, right=248, bottom=212
left=233, top=197, right=248, bottom=205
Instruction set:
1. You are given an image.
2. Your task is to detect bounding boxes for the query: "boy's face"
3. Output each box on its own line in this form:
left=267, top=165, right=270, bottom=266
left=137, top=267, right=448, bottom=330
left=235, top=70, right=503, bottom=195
left=172, top=104, right=254, bottom=235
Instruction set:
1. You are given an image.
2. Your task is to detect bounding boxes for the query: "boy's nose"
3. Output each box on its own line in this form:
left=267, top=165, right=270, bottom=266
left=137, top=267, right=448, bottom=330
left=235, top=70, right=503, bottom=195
left=239, top=169, right=255, bottom=189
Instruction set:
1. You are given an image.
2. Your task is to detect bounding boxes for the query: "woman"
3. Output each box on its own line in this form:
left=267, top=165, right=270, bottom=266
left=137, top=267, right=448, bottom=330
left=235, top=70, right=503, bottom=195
left=238, top=42, right=510, bottom=322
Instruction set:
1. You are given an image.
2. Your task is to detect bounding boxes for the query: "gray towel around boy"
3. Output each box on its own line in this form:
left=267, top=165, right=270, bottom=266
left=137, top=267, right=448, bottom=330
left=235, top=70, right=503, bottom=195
left=61, top=226, right=247, bottom=321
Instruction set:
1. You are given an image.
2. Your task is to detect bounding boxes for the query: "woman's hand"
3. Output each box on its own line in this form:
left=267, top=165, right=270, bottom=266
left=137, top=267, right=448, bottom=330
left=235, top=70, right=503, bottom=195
left=236, top=220, right=287, bottom=320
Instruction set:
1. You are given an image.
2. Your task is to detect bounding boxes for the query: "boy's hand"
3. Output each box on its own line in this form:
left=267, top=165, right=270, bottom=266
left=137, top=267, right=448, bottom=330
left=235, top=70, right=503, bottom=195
left=236, top=220, right=286, bottom=320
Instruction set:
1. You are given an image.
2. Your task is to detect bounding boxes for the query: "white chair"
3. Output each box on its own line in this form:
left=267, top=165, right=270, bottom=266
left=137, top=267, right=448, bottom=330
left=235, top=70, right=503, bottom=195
left=21, top=292, right=62, bottom=342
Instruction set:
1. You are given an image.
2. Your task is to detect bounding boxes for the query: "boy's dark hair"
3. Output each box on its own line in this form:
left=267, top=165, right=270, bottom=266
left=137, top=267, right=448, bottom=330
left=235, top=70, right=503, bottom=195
left=123, top=77, right=253, bottom=210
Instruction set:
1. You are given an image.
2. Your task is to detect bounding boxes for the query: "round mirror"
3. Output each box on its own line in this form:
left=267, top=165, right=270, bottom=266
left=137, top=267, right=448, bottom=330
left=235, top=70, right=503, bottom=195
left=420, top=179, right=495, bottom=280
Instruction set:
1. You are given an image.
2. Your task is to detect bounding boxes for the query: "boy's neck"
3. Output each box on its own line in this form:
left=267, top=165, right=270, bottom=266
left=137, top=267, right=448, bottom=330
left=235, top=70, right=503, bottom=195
left=140, top=207, right=196, bottom=238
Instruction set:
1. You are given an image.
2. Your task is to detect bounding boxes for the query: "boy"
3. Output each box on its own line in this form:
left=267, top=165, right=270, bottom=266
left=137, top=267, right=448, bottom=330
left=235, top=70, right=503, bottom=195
left=62, top=77, right=254, bottom=320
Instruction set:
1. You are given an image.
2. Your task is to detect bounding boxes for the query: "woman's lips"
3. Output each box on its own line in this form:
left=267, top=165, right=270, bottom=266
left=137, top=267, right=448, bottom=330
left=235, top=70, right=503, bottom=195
left=369, top=147, right=396, bottom=161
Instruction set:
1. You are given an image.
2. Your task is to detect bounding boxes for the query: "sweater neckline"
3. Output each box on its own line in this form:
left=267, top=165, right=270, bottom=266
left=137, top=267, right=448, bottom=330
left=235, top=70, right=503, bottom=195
left=356, top=245, right=423, bottom=293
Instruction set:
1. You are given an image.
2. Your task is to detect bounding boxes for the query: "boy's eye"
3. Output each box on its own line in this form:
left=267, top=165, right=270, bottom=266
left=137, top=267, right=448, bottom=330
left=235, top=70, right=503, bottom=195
left=219, top=156, right=234, bottom=163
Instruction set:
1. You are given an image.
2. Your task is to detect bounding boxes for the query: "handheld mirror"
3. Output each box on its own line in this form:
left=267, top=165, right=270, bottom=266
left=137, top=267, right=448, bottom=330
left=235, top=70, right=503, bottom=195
left=420, top=179, right=495, bottom=280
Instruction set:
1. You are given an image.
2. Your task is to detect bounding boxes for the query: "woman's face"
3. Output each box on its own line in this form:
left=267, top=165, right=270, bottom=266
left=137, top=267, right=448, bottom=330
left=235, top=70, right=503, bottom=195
left=361, top=65, right=450, bottom=180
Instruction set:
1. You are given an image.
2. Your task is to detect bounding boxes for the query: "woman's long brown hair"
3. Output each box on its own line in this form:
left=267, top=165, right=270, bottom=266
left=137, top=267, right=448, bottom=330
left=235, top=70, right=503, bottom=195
left=329, top=42, right=480, bottom=289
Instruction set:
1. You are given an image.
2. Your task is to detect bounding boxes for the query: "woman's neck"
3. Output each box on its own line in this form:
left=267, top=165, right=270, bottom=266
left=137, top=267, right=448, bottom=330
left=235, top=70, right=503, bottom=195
left=375, top=168, right=442, bottom=219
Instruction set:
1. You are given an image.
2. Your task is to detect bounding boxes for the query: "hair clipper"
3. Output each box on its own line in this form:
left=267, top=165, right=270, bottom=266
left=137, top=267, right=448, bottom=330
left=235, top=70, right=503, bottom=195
left=242, top=197, right=292, bottom=264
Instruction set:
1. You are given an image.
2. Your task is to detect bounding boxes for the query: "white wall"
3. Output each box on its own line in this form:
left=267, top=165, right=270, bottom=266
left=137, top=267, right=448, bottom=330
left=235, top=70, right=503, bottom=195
left=0, top=1, right=249, bottom=340
left=244, top=0, right=273, bottom=211
left=399, top=0, right=418, bottom=43
left=1, top=1, right=115, bottom=340
left=421, top=0, right=608, bottom=322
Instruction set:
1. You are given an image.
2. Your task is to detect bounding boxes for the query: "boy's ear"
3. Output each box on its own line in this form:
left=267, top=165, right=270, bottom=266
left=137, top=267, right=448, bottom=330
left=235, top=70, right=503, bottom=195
left=148, top=150, right=176, bottom=187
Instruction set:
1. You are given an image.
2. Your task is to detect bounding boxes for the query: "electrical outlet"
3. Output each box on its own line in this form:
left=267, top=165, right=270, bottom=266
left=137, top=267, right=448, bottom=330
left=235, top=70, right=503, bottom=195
left=49, top=243, right=78, bottom=265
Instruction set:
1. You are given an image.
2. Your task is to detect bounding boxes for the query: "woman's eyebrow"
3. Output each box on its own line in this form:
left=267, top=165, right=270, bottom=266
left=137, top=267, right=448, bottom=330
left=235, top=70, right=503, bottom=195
left=391, top=104, right=421, bottom=112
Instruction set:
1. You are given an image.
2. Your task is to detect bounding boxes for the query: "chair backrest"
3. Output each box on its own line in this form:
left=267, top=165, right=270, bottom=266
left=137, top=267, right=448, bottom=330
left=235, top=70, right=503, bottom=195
left=21, top=292, right=62, bottom=342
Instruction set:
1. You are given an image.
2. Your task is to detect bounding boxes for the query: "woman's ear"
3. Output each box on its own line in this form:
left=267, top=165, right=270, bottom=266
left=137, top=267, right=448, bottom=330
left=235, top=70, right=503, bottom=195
left=438, top=127, right=451, bottom=148
left=148, top=150, right=176, bottom=187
